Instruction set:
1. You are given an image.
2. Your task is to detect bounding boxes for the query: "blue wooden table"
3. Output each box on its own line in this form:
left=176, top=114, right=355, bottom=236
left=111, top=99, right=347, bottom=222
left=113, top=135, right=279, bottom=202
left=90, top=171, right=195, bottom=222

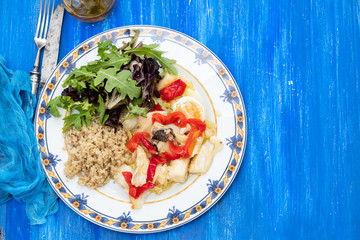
left=1, top=0, right=359, bottom=239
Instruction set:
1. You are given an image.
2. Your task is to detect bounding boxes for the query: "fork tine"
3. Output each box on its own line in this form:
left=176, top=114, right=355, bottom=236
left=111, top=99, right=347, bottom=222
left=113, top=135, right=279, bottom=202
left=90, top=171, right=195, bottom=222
left=34, top=0, right=43, bottom=38
left=51, top=0, right=55, bottom=16
left=38, top=0, right=47, bottom=38
left=43, top=0, right=54, bottom=38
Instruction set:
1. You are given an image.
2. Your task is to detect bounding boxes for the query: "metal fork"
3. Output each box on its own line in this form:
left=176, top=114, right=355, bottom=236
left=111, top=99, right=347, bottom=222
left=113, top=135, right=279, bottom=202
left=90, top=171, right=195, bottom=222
left=30, top=0, right=54, bottom=96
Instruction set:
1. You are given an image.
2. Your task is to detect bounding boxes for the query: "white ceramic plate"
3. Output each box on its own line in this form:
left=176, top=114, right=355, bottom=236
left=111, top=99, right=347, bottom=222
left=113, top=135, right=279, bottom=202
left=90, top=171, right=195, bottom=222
left=35, top=26, right=247, bottom=233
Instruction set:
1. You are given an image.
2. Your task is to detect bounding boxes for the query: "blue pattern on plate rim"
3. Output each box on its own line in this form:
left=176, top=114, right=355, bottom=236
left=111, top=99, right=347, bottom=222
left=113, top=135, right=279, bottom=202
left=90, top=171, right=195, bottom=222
left=35, top=26, right=246, bottom=232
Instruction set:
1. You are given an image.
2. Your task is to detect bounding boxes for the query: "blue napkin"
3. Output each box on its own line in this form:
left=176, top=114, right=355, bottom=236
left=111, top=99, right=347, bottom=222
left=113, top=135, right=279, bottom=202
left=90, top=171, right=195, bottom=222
left=0, top=55, right=58, bottom=225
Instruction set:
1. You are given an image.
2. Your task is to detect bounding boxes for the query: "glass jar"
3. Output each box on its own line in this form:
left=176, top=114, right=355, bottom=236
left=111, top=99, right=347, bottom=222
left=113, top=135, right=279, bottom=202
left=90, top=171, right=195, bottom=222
left=63, top=0, right=116, bottom=22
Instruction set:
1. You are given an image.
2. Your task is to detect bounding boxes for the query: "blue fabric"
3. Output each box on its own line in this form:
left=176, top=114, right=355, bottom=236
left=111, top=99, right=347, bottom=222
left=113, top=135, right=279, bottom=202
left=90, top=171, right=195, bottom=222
left=0, top=55, right=58, bottom=225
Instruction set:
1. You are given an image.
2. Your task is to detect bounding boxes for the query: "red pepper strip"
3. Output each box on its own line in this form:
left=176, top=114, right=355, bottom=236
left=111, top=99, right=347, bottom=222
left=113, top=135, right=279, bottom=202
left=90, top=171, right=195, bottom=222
left=147, top=158, right=158, bottom=182
left=122, top=171, right=156, bottom=199
left=147, top=153, right=181, bottom=182
left=160, top=79, right=187, bottom=102
left=126, top=132, right=151, bottom=152
left=135, top=182, right=156, bottom=198
left=178, top=119, right=207, bottom=135
left=152, top=155, right=168, bottom=164
left=151, top=103, right=163, bottom=112
left=162, top=152, right=181, bottom=160
left=122, top=172, right=137, bottom=198
left=186, top=129, right=200, bottom=156
left=152, top=111, right=187, bottom=125
left=127, top=132, right=157, bottom=154
left=140, top=136, right=157, bottom=154
left=168, top=141, right=184, bottom=155
left=152, top=112, right=206, bottom=135
left=169, top=128, right=201, bottom=158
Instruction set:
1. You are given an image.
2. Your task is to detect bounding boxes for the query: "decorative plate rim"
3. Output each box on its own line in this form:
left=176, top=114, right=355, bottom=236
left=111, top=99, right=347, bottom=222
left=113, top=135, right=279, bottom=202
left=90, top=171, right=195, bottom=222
left=34, top=25, right=247, bottom=233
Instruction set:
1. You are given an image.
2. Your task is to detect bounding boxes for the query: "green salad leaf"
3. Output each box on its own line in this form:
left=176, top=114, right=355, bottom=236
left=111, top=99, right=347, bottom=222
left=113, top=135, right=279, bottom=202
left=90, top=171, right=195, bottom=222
left=128, top=102, right=148, bottom=117
left=48, top=96, right=75, bottom=117
left=62, top=99, right=97, bottom=132
left=97, top=95, right=109, bottom=125
left=94, top=69, right=141, bottom=100
left=87, top=44, right=131, bottom=72
left=125, top=44, right=177, bottom=75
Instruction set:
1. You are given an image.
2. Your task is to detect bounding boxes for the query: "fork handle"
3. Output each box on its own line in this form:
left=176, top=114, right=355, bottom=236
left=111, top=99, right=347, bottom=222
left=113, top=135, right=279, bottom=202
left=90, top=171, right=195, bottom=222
left=30, top=70, right=40, bottom=96
left=30, top=48, right=43, bottom=96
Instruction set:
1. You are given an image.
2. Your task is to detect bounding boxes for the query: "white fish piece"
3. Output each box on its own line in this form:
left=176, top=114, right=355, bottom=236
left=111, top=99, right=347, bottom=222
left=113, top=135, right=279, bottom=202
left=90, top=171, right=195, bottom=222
left=153, top=164, right=170, bottom=186
left=150, top=121, right=167, bottom=133
left=191, top=135, right=204, bottom=157
left=189, top=136, right=223, bottom=174
left=122, top=116, right=139, bottom=131
left=131, top=146, right=150, bottom=187
left=113, top=164, right=133, bottom=190
left=188, top=145, right=211, bottom=174
left=130, top=190, right=151, bottom=209
left=163, top=123, right=189, bottom=145
left=156, top=72, right=178, bottom=91
left=155, top=141, right=170, bottom=153
left=157, top=73, right=195, bottom=92
left=168, top=158, right=190, bottom=183
left=152, top=164, right=170, bottom=194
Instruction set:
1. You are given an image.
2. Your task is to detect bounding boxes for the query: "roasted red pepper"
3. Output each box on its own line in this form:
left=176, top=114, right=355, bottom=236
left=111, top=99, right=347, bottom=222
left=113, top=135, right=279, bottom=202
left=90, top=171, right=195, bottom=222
left=160, top=79, right=187, bottom=102
left=121, top=172, right=138, bottom=198
left=178, top=119, right=207, bottom=135
left=152, top=112, right=206, bottom=135
left=152, top=155, right=168, bottom=164
left=169, top=128, right=201, bottom=158
left=152, top=111, right=187, bottom=125
left=140, top=136, right=157, bottom=154
left=162, top=152, right=181, bottom=160
left=151, top=103, right=163, bottom=112
left=126, top=132, right=150, bottom=152
left=126, top=132, right=157, bottom=154
left=152, top=112, right=206, bottom=158
left=147, top=158, right=158, bottom=182
left=147, top=153, right=181, bottom=182
left=136, top=182, right=156, bottom=198
left=122, top=171, right=156, bottom=199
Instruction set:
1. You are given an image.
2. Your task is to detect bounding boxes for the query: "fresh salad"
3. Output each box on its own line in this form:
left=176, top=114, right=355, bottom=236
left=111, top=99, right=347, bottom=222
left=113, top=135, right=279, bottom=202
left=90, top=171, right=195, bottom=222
left=48, top=30, right=177, bottom=131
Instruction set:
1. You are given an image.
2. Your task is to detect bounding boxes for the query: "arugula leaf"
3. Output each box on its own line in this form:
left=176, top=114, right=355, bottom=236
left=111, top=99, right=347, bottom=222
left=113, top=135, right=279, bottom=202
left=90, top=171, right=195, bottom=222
left=88, top=42, right=131, bottom=72
left=47, top=96, right=63, bottom=117
left=64, top=66, right=96, bottom=83
left=97, top=40, right=113, bottom=59
left=63, top=111, right=86, bottom=131
left=62, top=100, right=96, bottom=132
left=98, top=95, right=109, bottom=125
left=47, top=96, right=76, bottom=117
left=128, top=102, right=148, bottom=117
left=127, top=98, right=148, bottom=117
left=94, top=69, right=141, bottom=100
left=87, top=54, right=131, bottom=72
left=62, top=66, right=96, bottom=90
left=125, top=44, right=177, bottom=75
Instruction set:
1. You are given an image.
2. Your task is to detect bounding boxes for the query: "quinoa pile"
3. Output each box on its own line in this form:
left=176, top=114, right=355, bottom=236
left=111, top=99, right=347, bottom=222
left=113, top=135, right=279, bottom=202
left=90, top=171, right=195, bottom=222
left=64, top=118, right=133, bottom=188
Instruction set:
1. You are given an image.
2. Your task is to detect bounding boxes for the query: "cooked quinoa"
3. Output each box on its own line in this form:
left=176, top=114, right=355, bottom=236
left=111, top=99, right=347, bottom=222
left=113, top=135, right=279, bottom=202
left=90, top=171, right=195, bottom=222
left=64, top=118, right=134, bottom=188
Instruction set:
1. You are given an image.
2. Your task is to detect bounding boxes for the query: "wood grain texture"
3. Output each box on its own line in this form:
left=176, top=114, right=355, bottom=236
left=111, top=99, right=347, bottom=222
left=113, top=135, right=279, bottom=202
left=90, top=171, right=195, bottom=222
left=1, top=0, right=360, bottom=238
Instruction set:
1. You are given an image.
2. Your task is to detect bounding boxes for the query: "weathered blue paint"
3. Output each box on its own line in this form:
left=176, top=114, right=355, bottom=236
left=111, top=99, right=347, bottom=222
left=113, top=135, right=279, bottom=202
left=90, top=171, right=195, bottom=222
left=1, top=0, right=359, bottom=239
